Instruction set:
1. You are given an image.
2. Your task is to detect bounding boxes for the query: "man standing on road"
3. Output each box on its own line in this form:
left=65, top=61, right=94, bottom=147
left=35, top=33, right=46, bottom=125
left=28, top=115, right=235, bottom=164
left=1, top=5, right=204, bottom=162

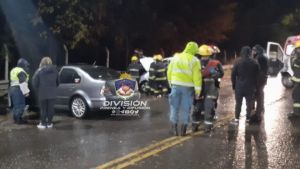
left=288, top=42, right=300, bottom=117
left=231, top=46, right=259, bottom=124
left=252, top=44, right=269, bottom=122
left=9, top=58, right=30, bottom=124
left=127, top=55, right=144, bottom=83
left=167, top=41, right=202, bottom=136
left=198, top=44, right=224, bottom=131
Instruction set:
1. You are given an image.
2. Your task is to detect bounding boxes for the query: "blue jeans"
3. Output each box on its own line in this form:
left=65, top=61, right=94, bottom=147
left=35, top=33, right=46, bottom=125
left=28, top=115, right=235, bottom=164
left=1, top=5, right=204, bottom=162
left=169, top=85, right=194, bottom=125
left=9, top=86, right=25, bottom=121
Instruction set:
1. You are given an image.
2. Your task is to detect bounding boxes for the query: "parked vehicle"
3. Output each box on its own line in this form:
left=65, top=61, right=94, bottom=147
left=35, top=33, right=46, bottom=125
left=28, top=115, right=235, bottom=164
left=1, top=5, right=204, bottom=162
left=266, top=35, right=300, bottom=88
left=138, top=57, right=153, bottom=93
left=55, top=65, right=140, bottom=118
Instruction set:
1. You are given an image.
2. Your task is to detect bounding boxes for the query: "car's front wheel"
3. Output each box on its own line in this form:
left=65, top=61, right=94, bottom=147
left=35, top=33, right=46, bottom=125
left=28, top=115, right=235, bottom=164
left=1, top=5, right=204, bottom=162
left=70, top=96, right=88, bottom=118
left=140, top=81, right=149, bottom=94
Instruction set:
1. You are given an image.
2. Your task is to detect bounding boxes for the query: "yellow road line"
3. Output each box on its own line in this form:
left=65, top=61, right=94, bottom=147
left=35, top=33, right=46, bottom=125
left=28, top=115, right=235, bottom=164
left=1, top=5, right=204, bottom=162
left=96, top=136, right=178, bottom=169
left=95, top=114, right=233, bottom=169
left=113, top=134, right=198, bottom=169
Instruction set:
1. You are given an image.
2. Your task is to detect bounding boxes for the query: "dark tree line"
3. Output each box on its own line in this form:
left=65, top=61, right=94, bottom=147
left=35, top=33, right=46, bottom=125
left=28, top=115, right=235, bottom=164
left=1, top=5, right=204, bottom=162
left=1, top=0, right=300, bottom=69
left=33, top=0, right=237, bottom=68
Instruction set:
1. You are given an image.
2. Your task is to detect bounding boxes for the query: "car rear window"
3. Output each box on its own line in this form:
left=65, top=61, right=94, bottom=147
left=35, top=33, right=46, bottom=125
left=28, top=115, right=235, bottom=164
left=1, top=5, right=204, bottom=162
left=81, top=67, right=120, bottom=80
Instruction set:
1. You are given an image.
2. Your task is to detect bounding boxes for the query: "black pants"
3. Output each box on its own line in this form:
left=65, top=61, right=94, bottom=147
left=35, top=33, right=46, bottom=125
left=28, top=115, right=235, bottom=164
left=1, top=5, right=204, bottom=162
left=293, top=83, right=300, bottom=114
left=235, top=90, right=254, bottom=119
left=255, top=85, right=265, bottom=116
left=149, top=80, right=168, bottom=96
left=40, top=99, right=55, bottom=125
left=192, top=99, right=204, bottom=122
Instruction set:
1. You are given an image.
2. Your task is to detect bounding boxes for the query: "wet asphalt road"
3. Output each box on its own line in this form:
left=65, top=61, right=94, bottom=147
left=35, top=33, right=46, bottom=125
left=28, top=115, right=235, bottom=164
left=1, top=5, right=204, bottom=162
left=1, top=75, right=300, bottom=169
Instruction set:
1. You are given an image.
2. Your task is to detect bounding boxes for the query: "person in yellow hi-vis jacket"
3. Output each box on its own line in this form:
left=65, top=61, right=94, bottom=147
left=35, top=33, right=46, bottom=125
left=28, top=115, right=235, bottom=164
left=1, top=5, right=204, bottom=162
left=288, top=41, right=300, bottom=118
left=167, top=41, right=202, bottom=136
left=9, top=58, right=30, bottom=124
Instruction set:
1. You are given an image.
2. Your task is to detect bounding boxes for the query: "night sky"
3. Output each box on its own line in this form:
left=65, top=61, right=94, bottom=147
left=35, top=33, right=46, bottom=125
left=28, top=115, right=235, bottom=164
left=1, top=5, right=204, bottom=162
left=0, top=0, right=299, bottom=70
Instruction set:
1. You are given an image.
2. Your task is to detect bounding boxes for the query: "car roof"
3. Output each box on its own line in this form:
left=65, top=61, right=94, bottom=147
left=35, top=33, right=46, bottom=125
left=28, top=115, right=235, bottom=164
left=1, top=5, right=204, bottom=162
left=61, top=65, right=108, bottom=69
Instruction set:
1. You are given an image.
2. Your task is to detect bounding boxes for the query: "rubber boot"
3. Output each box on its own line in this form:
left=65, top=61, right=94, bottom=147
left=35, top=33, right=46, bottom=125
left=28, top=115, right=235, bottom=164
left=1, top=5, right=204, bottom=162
left=192, top=123, right=199, bottom=132
left=204, top=124, right=214, bottom=133
left=204, top=121, right=213, bottom=133
left=180, top=124, right=187, bottom=136
left=170, top=123, right=178, bottom=136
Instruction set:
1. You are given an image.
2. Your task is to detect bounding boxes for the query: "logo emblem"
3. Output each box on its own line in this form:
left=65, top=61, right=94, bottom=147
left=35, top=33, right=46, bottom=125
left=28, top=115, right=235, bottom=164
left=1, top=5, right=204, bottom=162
left=115, top=73, right=136, bottom=100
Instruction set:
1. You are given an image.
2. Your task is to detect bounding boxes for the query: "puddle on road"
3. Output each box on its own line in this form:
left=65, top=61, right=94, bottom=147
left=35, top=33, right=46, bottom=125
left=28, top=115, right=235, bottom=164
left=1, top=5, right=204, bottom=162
left=227, top=75, right=300, bottom=169
left=55, top=124, right=93, bottom=130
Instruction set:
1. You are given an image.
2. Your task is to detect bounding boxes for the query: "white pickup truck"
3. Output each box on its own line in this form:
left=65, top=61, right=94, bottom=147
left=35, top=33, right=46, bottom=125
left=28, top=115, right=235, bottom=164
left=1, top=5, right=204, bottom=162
left=266, top=35, right=300, bottom=88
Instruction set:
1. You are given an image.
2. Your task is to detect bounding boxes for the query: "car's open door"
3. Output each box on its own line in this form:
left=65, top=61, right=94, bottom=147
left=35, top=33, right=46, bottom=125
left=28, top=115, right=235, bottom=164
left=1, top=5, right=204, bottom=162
left=266, top=42, right=284, bottom=77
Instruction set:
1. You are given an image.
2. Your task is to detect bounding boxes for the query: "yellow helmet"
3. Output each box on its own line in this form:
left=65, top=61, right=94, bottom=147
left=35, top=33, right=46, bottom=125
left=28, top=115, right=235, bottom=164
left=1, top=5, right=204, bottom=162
left=153, top=54, right=163, bottom=61
left=131, top=55, right=138, bottom=61
left=199, top=44, right=213, bottom=56
left=294, top=41, right=300, bottom=49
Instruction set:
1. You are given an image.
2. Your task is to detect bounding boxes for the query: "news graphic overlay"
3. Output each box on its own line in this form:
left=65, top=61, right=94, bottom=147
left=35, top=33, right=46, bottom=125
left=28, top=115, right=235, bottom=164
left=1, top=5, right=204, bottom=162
left=100, top=73, right=150, bottom=116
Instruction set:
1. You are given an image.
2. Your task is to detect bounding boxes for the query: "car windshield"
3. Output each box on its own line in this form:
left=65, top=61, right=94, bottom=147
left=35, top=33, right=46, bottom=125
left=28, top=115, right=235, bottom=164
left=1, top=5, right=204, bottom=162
left=81, top=66, right=120, bottom=80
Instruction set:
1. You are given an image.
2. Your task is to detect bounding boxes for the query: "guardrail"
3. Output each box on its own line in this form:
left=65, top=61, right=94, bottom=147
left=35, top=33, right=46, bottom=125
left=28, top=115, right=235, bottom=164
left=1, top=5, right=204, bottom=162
left=0, top=80, right=8, bottom=98
left=0, top=44, right=9, bottom=97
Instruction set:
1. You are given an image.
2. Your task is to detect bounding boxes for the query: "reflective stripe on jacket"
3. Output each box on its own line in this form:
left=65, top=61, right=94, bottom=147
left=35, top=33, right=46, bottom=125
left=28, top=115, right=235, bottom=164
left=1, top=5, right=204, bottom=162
left=167, top=53, right=202, bottom=95
left=127, top=63, right=144, bottom=78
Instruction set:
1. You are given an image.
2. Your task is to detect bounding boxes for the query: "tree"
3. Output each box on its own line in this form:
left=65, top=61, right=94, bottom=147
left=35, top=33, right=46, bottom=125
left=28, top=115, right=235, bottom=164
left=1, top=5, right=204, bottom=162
left=34, top=0, right=108, bottom=49
left=31, top=0, right=237, bottom=68
left=281, top=9, right=300, bottom=34
left=105, top=0, right=237, bottom=56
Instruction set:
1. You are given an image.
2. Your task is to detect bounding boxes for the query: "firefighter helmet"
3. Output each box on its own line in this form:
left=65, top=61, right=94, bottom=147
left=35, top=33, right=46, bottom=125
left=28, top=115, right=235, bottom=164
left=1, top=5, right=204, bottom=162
left=294, top=41, right=300, bottom=49
left=153, top=54, right=163, bottom=61
left=199, top=44, right=213, bottom=56
left=131, top=56, right=138, bottom=61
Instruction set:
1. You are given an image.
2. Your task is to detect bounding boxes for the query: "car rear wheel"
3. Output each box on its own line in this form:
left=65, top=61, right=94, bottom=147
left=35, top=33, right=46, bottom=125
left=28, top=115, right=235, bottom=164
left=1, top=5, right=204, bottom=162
left=70, top=96, right=88, bottom=118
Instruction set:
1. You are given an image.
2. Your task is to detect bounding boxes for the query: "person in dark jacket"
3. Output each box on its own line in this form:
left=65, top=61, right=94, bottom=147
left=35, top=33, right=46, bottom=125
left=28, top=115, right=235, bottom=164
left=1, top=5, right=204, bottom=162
left=192, top=44, right=224, bottom=132
left=32, top=57, right=59, bottom=129
left=251, top=44, right=269, bottom=122
left=288, top=42, right=300, bottom=117
left=127, top=55, right=145, bottom=83
left=268, top=56, right=283, bottom=76
left=9, top=58, right=30, bottom=124
left=231, top=46, right=259, bottom=124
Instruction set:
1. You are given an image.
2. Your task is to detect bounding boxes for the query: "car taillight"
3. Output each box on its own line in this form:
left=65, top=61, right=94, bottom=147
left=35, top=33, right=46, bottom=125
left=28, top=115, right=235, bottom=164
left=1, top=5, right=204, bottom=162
left=74, top=78, right=81, bottom=83
left=100, top=86, right=112, bottom=95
